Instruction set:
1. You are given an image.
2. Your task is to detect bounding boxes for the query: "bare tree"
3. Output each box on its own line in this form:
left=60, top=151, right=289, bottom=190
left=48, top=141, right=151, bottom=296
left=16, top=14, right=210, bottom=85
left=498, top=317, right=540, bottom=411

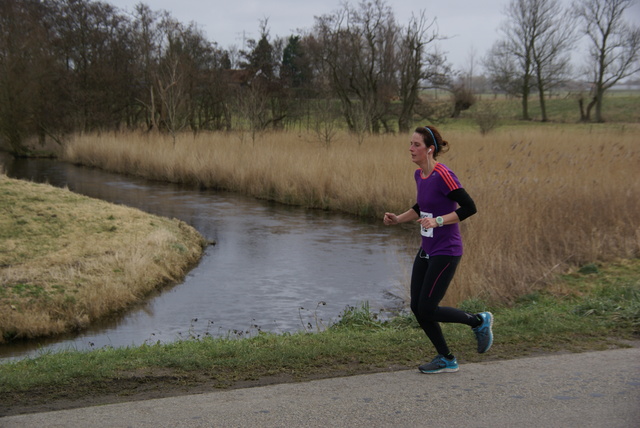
left=396, top=11, right=440, bottom=132
left=573, top=0, right=640, bottom=122
left=306, top=10, right=357, bottom=130
left=488, top=0, right=575, bottom=121
left=310, top=98, right=340, bottom=147
left=156, top=55, right=188, bottom=144
left=309, top=0, right=398, bottom=134
left=234, top=75, right=271, bottom=144
left=529, top=0, right=576, bottom=121
left=130, top=4, right=164, bottom=130
left=498, top=0, right=537, bottom=120
left=484, top=40, right=523, bottom=98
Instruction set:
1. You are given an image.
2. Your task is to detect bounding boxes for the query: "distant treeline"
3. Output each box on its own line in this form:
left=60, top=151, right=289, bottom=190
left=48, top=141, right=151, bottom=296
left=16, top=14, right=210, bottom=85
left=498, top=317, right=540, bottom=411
left=1, top=0, right=638, bottom=155
left=0, top=0, right=461, bottom=155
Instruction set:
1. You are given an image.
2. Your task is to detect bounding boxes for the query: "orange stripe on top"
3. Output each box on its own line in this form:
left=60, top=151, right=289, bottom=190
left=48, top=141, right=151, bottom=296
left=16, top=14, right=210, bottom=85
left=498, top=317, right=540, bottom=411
left=434, top=163, right=459, bottom=191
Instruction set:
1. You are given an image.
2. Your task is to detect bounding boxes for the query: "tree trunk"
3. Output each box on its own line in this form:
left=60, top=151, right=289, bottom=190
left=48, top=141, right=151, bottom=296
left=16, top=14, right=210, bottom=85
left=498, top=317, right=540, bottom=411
left=578, top=97, right=587, bottom=122
left=537, top=81, right=548, bottom=122
left=586, top=97, right=597, bottom=122
left=521, top=95, right=530, bottom=121
left=398, top=90, right=418, bottom=133
left=521, top=74, right=531, bottom=120
left=594, top=89, right=605, bottom=123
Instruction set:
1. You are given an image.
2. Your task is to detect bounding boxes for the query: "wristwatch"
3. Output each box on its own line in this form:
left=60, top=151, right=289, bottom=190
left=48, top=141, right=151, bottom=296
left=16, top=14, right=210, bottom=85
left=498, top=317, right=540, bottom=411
left=436, top=216, right=444, bottom=227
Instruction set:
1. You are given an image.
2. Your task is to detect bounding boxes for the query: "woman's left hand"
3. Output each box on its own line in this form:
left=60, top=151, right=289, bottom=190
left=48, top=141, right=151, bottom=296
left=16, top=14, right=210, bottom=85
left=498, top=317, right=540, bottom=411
left=417, top=217, right=437, bottom=229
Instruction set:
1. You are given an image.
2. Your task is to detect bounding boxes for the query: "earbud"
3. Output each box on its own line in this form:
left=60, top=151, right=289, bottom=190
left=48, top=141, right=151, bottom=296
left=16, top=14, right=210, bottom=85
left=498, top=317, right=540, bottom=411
left=428, top=149, right=432, bottom=153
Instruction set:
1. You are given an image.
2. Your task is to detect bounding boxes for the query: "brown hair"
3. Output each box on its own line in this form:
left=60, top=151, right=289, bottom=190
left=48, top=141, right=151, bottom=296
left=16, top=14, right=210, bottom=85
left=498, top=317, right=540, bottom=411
left=414, top=126, right=450, bottom=158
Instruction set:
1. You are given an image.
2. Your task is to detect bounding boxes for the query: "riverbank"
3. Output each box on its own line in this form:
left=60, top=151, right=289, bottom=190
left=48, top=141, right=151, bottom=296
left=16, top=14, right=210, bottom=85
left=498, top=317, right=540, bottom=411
left=0, top=174, right=207, bottom=343
left=0, top=258, right=638, bottom=416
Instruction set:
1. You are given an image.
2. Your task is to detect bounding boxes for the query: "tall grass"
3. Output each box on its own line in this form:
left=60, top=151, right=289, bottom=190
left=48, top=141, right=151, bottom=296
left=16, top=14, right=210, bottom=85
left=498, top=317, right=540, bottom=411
left=62, top=125, right=640, bottom=304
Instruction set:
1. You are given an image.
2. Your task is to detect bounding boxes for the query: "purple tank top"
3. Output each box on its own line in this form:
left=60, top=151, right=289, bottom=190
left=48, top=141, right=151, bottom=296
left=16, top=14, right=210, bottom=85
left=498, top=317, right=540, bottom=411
left=414, top=164, right=464, bottom=257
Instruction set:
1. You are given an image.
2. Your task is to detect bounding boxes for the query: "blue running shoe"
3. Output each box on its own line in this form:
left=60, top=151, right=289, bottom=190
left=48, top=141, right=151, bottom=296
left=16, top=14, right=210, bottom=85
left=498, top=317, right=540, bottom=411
left=419, top=355, right=459, bottom=374
left=473, top=311, right=494, bottom=353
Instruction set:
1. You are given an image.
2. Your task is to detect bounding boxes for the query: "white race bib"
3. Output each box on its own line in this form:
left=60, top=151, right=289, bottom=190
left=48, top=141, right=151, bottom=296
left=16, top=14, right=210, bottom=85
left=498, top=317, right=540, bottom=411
left=420, top=211, right=433, bottom=238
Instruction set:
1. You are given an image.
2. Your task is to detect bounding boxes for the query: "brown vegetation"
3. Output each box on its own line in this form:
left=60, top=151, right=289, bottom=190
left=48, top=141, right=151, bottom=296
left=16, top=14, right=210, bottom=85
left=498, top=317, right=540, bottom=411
left=62, top=126, right=640, bottom=304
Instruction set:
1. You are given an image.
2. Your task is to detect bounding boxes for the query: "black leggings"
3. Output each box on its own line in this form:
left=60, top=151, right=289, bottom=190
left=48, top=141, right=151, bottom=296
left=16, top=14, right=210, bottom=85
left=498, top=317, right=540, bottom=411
left=410, top=251, right=478, bottom=356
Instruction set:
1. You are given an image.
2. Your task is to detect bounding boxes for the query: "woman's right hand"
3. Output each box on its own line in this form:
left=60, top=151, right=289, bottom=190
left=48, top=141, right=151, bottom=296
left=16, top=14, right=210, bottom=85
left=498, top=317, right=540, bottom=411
left=383, top=212, right=398, bottom=226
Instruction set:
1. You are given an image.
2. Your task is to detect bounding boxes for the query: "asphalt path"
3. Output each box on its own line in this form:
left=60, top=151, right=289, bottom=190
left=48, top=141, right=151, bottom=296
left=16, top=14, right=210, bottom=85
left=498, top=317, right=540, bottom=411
left=2, top=347, right=639, bottom=428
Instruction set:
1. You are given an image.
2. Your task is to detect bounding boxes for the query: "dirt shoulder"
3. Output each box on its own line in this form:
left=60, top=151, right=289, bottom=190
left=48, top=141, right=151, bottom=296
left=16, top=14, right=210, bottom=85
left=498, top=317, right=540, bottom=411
left=0, top=362, right=406, bottom=416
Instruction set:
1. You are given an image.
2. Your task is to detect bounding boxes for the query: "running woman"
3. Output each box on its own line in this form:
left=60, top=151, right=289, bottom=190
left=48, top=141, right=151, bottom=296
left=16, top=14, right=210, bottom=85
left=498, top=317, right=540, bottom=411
left=383, top=125, right=493, bottom=374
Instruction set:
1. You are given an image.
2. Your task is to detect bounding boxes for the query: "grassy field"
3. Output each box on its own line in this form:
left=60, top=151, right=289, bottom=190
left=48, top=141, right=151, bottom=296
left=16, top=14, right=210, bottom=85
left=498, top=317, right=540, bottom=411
left=62, top=123, right=640, bottom=306
left=0, top=175, right=207, bottom=343
left=452, top=92, right=640, bottom=124
left=0, top=258, right=638, bottom=415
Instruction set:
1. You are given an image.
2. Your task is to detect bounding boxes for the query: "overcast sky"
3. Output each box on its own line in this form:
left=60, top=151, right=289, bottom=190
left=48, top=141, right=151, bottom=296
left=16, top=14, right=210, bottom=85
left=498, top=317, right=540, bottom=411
left=107, top=0, right=640, bottom=70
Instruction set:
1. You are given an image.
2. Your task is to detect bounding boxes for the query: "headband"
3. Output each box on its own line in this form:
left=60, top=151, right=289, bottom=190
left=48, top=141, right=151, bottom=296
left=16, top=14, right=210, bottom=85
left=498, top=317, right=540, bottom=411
left=423, top=126, right=438, bottom=152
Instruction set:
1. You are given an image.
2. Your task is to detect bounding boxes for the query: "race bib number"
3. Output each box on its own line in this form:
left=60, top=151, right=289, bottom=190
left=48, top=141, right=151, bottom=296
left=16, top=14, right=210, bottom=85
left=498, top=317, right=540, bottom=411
left=420, top=211, right=433, bottom=238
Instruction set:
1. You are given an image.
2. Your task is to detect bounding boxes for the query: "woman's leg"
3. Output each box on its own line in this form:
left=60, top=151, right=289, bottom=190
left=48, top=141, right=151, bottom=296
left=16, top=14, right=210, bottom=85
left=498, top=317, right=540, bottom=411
left=410, top=252, right=479, bottom=356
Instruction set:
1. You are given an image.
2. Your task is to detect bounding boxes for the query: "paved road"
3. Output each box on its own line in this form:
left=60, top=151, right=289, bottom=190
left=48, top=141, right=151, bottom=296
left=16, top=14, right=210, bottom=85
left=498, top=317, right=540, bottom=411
left=2, top=347, right=639, bottom=428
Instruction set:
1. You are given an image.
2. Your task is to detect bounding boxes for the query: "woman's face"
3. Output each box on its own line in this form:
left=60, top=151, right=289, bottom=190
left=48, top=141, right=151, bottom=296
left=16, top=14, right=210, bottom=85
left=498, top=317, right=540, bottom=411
left=410, top=132, right=429, bottom=165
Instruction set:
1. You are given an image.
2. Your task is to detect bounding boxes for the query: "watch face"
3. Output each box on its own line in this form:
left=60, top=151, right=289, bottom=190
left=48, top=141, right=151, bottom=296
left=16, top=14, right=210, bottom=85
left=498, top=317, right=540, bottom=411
left=436, top=216, right=444, bottom=226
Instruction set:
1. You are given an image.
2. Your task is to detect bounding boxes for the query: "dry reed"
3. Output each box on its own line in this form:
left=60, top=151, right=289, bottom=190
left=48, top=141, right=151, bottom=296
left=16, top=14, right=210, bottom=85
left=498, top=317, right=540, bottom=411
left=63, top=126, right=640, bottom=304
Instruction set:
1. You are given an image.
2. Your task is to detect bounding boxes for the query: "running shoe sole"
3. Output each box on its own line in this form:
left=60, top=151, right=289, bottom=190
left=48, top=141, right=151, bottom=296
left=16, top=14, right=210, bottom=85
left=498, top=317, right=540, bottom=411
left=419, top=366, right=459, bottom=374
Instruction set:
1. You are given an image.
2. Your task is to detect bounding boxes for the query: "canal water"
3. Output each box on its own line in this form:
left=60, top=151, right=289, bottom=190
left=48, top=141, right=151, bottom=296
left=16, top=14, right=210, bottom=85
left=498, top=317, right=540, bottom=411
left=0, top=154, right=416, bottom=360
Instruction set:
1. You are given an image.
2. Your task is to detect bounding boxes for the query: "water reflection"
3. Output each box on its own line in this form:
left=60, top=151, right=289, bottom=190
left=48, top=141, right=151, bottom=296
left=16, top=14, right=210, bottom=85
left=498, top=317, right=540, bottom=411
left=0, top=155, right=414, bottom=360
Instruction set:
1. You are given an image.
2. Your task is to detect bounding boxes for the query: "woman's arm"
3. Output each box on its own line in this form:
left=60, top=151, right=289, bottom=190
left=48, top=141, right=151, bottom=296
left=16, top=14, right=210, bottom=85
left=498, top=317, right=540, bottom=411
left=383, top=208, right=419, bottom=226
left=449, top=188, right=477, bottom=221
left=416, top=188, right=477, bottom=229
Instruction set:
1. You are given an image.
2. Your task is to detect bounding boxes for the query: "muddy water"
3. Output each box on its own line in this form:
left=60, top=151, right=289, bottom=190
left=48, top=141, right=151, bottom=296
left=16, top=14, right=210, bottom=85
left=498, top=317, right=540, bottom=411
left=0, top=155, right=415, bottom=360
